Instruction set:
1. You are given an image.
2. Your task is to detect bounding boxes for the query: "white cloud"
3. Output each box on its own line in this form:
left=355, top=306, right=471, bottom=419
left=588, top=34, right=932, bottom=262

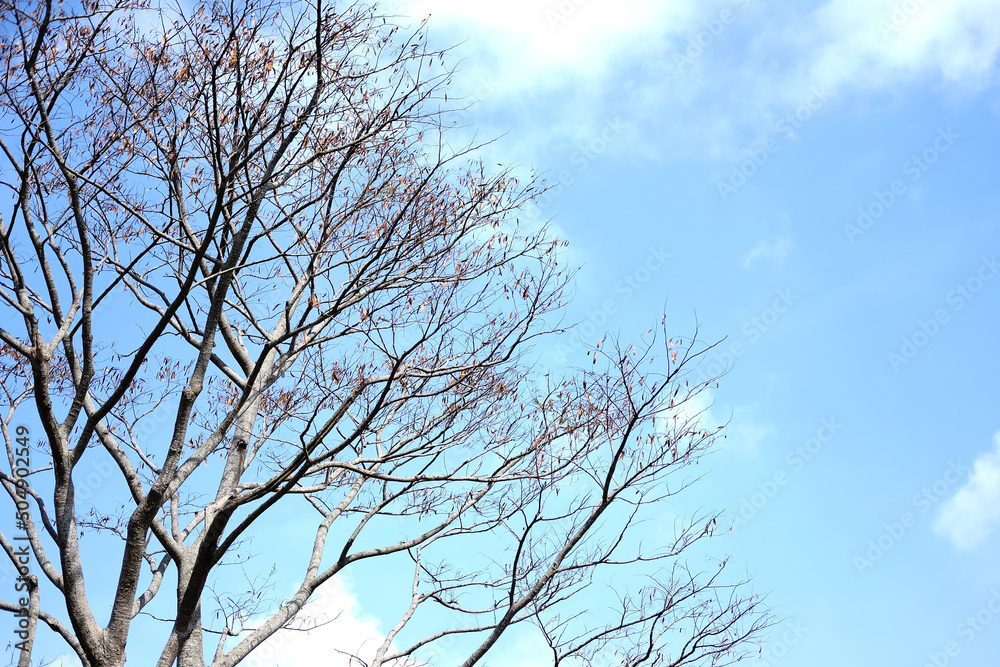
left=384, top=0, right=1000, bottom=168
left=242, top=576, right=392, bottom=667
left=805, top=0, right=1000, bottom=92
left=384, top=0, right=701, bottom=165
left=400, top=0, right=697, bottom=94
left=742, top=237, right=794, bottom=268
left=934, top=431, right=1000, bottom=550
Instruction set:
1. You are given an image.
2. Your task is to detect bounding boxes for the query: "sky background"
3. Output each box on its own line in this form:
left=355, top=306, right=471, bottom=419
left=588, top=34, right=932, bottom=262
left=375, top=0, right=1000, bottom=665
left=5, top=0, right=1000, bottom=665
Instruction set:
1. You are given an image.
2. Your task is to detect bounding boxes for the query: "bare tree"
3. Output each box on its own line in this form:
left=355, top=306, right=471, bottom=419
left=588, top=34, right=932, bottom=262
left=0, top=0, right=771, bottom=665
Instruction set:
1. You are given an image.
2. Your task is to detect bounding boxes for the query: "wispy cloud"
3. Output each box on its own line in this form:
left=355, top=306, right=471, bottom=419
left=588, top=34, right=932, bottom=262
left=742, top=237, right=794, bottom=268
left=805, top=0, right=1000, bottom=92
left=934, top=431, right=1000, bottom=550
left=392, top=0, right=1000, bottom=167
left=729, top=404, right=775, bottom=456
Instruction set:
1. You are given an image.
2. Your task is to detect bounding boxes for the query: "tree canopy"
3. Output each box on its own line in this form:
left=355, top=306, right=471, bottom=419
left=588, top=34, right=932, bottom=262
left=0, top=1, right=770, bottom=665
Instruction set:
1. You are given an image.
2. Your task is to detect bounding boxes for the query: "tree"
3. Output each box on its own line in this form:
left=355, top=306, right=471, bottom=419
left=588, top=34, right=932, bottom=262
left=0, top=0, right=771, bottom=665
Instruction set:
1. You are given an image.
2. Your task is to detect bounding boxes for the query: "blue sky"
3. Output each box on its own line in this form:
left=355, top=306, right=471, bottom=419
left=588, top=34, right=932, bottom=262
left=376, top=0, right=1000, bottom=665
left=6, top=0, right=1000, bottom=665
